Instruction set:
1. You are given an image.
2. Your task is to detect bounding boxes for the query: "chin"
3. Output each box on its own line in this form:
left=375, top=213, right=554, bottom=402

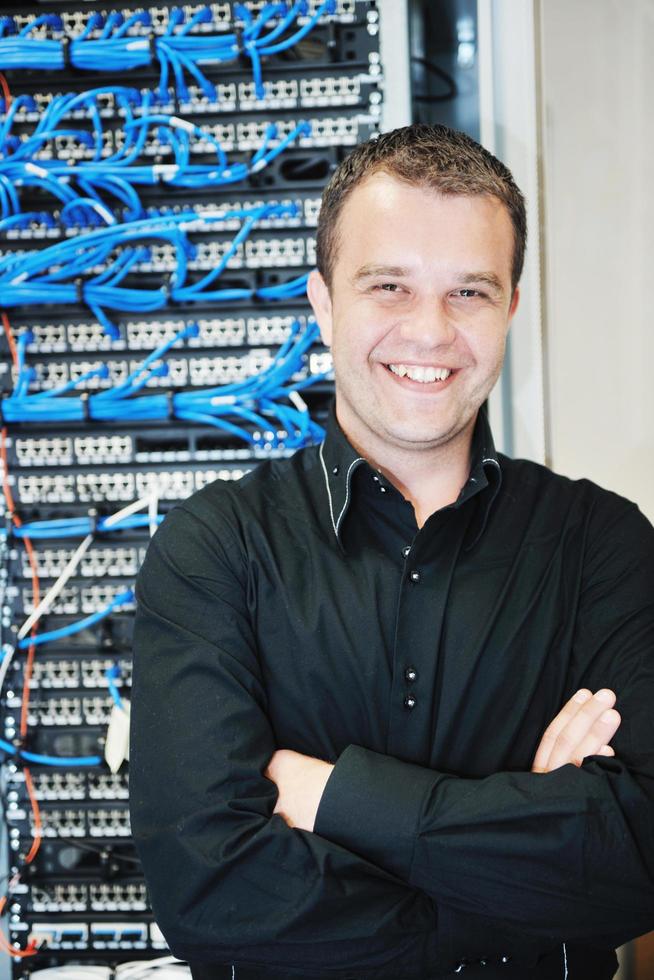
left=380, top=422, right=456, bottom=450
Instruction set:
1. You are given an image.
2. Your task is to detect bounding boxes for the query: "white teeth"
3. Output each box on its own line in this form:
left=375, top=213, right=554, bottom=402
left=388, top=364, right=452, bottom=383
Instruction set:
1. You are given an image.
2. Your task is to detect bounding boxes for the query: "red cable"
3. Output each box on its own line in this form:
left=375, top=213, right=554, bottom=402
left=0, top=314, right=42, bottom=957
left=0, top=71, right=11, bottom=111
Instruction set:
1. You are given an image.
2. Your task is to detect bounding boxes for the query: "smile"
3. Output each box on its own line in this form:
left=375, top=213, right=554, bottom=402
left=386, top=363, right=452, bottom=383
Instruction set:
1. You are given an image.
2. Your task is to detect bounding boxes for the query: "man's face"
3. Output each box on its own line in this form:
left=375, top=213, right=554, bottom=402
left=308, top=171, right=520, bottom=459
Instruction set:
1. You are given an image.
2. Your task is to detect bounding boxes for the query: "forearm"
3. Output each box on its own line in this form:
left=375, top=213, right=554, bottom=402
left=130, top=507, right=434, bottom=965
left=313, top=743, right=654, bottom=947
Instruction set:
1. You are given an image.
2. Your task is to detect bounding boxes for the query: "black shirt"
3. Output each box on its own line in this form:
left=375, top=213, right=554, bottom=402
left=130, top=405, right=654, bottom=980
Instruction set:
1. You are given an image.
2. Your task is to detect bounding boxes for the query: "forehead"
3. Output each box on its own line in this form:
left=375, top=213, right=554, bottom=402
left=334, top=171, right=514, bottom=281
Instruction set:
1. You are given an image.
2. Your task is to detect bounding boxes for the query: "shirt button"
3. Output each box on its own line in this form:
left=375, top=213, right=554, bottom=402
left=479, top=959, right=489, bottom=967
left=379, top=485, right=387, bottom=493
left=453, top=960, right=469, bottom=973
left=372, top=474, right=380, bottom=482
left=402, top=545, right=411, bottom=559
left=405, top=666, right=417, bottom=683
left=410, top=570, right=420, bottom=583
left=500, top=955, right=512, bottom=965
left=404, top=695, right=416, bottom=710
left=332, top=465, right=339, bottom=475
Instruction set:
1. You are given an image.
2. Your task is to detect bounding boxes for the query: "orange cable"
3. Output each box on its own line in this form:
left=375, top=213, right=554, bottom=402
left=2, top=314, right=17, bottom=367
left=22, top=768, right=41, bottom=865
left=0, top=315, right=43, bottom=957
left=0, top=336, right=40, bottom=736
left=0, top=894, right=39, bottom=958
left=0, top=896, right=38, bottom=958
left=0, top=72, right=11, bottom=111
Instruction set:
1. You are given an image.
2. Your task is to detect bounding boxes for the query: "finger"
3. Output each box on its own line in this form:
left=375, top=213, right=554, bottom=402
left=567, top=709, right=621, bottom=767
left=596, top=745, right=615, bottom=757
left=531, top=689, right=592, bottom=773
left=542, top=689, right=617, bottom=772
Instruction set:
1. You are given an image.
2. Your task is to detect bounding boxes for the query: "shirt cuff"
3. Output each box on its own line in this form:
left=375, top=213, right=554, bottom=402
left=314, top=744, right=437, bottom=881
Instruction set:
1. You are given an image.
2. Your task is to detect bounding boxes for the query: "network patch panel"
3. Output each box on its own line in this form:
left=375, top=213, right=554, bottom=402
left=4, top=237, right=317, bottom=278
left=6, top=770, right=129, bottom=805
left=7, top=0, right=359, bottom=39
left=19, top=803, right=131, bottom=840
left=18, top=921, right=163, bottom=953
left=15, top=920, right=168, bottom=954
left=16, top=463, right=255, bottom=508
left=19, top=546, right=144, bottom=581
left=16, top=344, right=327, bottom=395
left=25, top=657, right=133, bottom=694
left=12, top=74, right=373, bottom=123
left=0, top=0, right=385, bottom=972
left=7, top=419, right=308, bottom=469
left=3, top=200, right=323, bottom=242
left=14, top=312, right=306, bottom=356
left=26, top=880, right=147, bottom=915
left=20, top=581, right=134, bottom=617
left=11, top=111, right=374, bottom=161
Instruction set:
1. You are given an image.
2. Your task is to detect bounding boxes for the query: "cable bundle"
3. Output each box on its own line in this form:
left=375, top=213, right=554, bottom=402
left=0, top=83, right=311, bottom=229
left=3, top=317, right=327, bottom=445
left=0, top=204, right=309, bottom=337
left=0, top=1, right=337, bottom=100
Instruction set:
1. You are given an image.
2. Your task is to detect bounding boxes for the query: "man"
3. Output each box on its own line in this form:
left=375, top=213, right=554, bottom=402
left=130, top=124, right=654, bottom=980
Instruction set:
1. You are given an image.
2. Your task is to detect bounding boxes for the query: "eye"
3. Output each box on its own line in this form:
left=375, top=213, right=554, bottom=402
left=456, top=288, right=484, bottom=298
left=375, top=283, right=401, bottom=292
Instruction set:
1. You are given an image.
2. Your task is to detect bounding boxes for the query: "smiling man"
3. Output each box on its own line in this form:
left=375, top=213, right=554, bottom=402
left=130, top=125, right=654, bottom=980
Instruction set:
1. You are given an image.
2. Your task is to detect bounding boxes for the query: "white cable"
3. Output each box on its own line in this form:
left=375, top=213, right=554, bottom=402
left=17, top=492, right=155, bottom=640
left=0, top=641, right=17, bottom=698
left=29, top=959, right=191, bottom=980
left=147, top=477, right=159, bottom=538
left=102, top=492, right=155, bottom=529
left=116, top=957, right=191, bottom=979
left=562, top=941, right=568, bottom=979
left=0, top=493, right=156, bottom=697
left=17, top=532, right=94, bottom=639
left=29, top=968, right=110, bottom=979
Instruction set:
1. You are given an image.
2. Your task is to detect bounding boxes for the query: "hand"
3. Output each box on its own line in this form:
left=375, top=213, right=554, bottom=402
left=531, top=688, right=621, bottom=773
left=265, top=749, right=334, bottom=832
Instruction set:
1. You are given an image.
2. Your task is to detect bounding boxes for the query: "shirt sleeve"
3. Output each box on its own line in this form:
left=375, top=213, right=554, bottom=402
left=314, top=495, right=654, bottom=950
left=129, top=501, right=431, bottom=968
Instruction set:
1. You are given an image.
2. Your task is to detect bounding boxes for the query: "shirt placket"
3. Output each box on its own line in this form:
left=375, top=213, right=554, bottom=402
left=386, top=508, right=476, bottom=765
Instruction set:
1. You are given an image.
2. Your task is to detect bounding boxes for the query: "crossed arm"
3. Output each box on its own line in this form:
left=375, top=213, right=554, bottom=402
left=131, top=500, right=654, bottom=960
left=266, top=687, right=622, bottom=832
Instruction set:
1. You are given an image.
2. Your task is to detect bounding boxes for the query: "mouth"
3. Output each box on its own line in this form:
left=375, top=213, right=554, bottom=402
left=384, top=362, right=455, bottom=386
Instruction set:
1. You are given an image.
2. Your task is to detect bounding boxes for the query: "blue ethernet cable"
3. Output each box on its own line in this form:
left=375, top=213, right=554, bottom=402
left=0, top=84, right=311, bottom=224
left=105, top=665, right=125, bottom=710
left=12, top=514, right=164, bottom=540
left=0, top=2, right=337, bottom=99
left=16, top=590, right=135, bottom=650
left=0, top=738, right=102, bottom=766
left=0, top=205, right=309, bottom=337
left=2, top=319, right=326, bottom=446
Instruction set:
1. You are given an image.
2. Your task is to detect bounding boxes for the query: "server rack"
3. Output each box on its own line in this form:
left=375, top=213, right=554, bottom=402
left=0, top=1, right=483, bottom=975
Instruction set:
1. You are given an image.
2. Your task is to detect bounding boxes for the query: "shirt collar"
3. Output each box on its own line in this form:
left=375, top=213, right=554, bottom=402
left=318, top=400, right=502, bottom=550
left=318, top=403, right=367, bottom=546
left=459, top=404, right=502, bottom=549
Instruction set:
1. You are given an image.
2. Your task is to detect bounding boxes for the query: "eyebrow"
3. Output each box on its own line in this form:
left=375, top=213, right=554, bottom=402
left=458, top=271, right=505, bottom=296
left=352, top=265, right=410, bottom=284
left=351, top=265, right=506, bottom=297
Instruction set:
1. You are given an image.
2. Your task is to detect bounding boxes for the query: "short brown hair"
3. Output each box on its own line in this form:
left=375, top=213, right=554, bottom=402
left=315, top=123, right=527, bottom=293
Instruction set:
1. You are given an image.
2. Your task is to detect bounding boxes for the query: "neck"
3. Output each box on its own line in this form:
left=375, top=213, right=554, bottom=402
left=337, top=409, right=477, bottom=529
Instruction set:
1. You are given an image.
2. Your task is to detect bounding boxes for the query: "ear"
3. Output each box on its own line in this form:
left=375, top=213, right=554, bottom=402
left=507, top=286, right=520, bottom=323
left=307, top=269, right=334, bottom=346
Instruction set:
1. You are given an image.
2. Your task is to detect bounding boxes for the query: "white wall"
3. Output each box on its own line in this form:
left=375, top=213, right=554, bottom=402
left=538, top=0, right=654, bottom=523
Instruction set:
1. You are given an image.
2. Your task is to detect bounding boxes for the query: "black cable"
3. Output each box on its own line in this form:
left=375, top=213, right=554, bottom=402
left=56, top=836, right=141, bottom=866
left=411, top=56, right=458, bottom=102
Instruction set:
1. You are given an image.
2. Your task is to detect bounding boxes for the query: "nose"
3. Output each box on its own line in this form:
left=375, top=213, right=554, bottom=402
left=395, top=297, right=457, bottom=349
